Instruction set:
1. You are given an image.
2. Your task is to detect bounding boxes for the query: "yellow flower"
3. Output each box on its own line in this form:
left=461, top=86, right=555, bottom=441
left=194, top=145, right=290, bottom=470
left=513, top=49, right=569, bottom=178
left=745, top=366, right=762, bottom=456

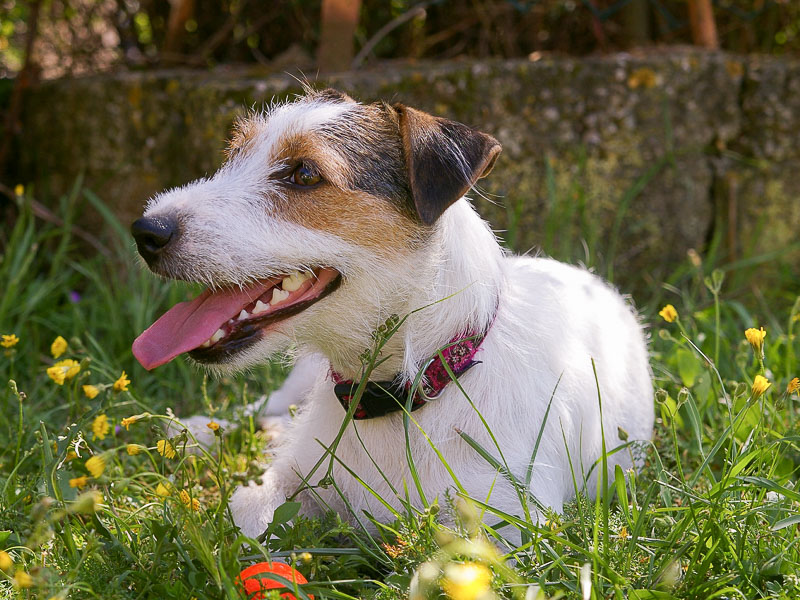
left=13, top=569, right=33, bottom=588
left=59, top=359, right=80, bottom=379
left=157, top=439, right=176, bottom=459
left=1, top=334, right=19, bottom=348
left=155, top=482, right=172, bottom=498
left=619, top=526, right=629, bottom=540
left=120, top=416, right=137, bottom=430
left=180, top=489, right=200, bottom=511
left=658, top=304, right=678, bottom=323
left=787, top=377, right=799, bottom=395
left=752, top=375, right=772, bottom=399
left=126, top=444, right=143, bottom=456
left=69, top=475, right=89, bottom=489
left=92, top=414, right=110, bottom=440
left=47, top=365, right=66, bottom=385
left=206, top=421, right=220, bottom=431
left=441, top=562, right=492, bottom=600
left=14, top=184, right=24, bottom=196
left=744, top=327, right=767, bottom=358
left=0, top=550, right=12, bottom=572
left=65, top=451, right=77, bottom=462
left=50, top=335, right=68, bottom=358
left=47, top=359, right=81, bottom=385
left=113, top=371, right=130, bottom=392
left=82, top=384, right=100, bottom=399
left=85, top=455, right=106, bottom=478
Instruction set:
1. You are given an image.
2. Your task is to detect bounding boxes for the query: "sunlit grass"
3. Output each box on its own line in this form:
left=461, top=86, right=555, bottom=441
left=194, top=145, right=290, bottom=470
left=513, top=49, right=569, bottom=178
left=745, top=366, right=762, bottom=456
left=1, top=185, right=799, bottom=599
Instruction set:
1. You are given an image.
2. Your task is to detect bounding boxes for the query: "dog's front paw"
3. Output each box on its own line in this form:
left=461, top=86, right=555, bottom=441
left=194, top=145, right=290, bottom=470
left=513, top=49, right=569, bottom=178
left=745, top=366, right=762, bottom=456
left=229, top=482, right=279, bottom=538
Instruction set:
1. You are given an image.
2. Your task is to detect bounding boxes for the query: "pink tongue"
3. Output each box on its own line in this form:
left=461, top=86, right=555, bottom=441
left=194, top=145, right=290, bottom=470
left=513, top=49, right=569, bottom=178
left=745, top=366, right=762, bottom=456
left=132, top=281, right=275, bottom=370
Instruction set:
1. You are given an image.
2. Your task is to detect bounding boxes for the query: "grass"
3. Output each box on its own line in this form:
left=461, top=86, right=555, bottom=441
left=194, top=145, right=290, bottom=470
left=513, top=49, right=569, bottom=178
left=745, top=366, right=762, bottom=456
left=1, top=181, right=799, bottom=600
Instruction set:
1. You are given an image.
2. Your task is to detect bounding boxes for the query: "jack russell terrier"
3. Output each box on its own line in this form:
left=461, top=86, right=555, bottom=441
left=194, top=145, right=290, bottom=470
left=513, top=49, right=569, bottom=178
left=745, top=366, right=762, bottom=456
left=131, top=88, right=654, bottom=539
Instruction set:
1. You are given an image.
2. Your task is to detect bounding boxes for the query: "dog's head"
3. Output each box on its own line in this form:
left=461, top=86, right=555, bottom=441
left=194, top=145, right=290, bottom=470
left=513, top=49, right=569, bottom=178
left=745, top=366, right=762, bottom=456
left=131, top=89, right=501, bottom=372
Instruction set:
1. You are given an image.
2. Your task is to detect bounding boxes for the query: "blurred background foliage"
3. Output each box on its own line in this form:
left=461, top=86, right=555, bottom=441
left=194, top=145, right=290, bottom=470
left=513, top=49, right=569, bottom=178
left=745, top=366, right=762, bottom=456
left=1, top=0, right=800, bottom=81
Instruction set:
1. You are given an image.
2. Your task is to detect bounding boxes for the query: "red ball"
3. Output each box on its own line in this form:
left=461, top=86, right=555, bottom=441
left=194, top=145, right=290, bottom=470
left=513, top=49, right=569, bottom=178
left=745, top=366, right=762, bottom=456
left=236, top=561, right=313, bottom=600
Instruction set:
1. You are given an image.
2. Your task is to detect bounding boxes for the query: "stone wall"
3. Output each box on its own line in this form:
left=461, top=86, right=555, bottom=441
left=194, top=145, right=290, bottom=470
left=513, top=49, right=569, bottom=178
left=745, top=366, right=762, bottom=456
left=18, top=50, right=800, bottom=288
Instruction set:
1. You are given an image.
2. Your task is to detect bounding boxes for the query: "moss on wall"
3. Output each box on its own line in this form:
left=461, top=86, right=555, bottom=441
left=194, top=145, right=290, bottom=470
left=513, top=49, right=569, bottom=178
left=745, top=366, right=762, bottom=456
left=18, top=50, right=800, bottom=290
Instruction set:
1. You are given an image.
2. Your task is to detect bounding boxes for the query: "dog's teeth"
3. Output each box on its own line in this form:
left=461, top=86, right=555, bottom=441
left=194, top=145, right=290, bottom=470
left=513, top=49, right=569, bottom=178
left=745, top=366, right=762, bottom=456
left=281, top=270, right=311, bottom=292
left=253, top=300, right=269, bottom=315
left=270, top=288, right=290, bottom=305
left=210, top=329, right=225, bottom=343
left=237, top=309, right=249, bottom=321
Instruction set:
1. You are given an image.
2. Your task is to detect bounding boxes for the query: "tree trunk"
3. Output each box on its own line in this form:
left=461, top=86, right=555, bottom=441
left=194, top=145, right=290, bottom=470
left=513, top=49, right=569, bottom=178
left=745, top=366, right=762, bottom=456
left=318, top=0, right=361, bottom=72
left=688, top=0, right=719, bottom=49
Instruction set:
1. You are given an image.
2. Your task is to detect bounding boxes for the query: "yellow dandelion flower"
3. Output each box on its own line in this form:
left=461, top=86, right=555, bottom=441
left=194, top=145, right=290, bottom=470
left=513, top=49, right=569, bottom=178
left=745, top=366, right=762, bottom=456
left=752, top=375, right=771, bottom=399
left=180, top=489, right=200, bottom=511
left=658, top=304, right=678, bottom=323
left=69, top=475, right=89, bottom=489
left=300, top=552, right=312, bottom=563
left=113, top=371, right=130, bottom=392
left=0, top=550, right=12, bottom=572
left=126, top=444, right=143, bottom=456
left=82, top=384, right=100, bottom=399
left=787, top=377, right=799, bottom=395
left=619, top=526, right=629, bottom=540
left=155, top=482, right=172, bottom=498
left=744, top=327, right=767, bottom=358
left=50, top=335, right=67, bottom=358
left=47, top=359, right=81, bottom=385
left=1, top=334, right=19, bottom=348
left=92, top=414, right=110, bottom=440
left=85, top=455, right=106, bottom=478
left=47, top=365, right=66, bottom=385
left=58, top=359, right=80, bottom=379
left=156, top=439, right=176, bottom=459
left=13, top=569, right=33, bottom=589
left=120, top=416, right=137, bottom=430
left=206, top=421, right=220, bottom=431
left=441, top=562, right=492, bottom=600
left=14, top=184, right=24, bottom=196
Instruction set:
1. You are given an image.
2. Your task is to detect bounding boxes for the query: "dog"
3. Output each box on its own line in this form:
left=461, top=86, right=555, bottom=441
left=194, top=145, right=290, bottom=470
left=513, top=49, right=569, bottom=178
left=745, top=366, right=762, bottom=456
left=131, top=88, right=654, bottom=539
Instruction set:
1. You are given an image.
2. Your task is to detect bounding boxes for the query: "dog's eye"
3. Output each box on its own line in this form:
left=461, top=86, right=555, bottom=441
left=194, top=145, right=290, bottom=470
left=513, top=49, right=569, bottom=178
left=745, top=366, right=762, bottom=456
left=290, top=163, right=322, bottom=186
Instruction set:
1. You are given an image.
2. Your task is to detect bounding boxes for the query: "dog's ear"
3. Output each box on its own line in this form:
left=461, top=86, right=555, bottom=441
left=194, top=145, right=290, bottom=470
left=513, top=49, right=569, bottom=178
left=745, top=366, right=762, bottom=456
left=394, top=104, right=501, bottom=225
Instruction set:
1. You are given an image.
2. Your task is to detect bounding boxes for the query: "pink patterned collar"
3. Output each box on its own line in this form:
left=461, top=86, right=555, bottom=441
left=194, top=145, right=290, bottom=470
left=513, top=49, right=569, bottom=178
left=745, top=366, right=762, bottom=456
left=330, top=324, right=491, bottom=420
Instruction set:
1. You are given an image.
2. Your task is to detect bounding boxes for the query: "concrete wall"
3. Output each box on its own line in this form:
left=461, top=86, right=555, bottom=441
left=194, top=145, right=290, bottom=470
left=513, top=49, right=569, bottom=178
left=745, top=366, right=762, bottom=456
left=19, top=50, right=800, bottom=288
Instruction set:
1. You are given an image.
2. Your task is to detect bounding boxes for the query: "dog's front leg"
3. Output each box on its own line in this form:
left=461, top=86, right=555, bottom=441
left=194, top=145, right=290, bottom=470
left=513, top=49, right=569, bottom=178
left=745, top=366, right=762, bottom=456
left=165, top=354, right=326, bottom=450
left=243, top=353, right=327, bottom=424
left=228, top=453, right=323, bottom=539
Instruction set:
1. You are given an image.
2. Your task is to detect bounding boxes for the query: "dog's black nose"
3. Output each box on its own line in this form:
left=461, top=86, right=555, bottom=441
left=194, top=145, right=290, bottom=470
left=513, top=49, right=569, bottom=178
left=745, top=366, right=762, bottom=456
left=131, top=216, right=177, bottom=264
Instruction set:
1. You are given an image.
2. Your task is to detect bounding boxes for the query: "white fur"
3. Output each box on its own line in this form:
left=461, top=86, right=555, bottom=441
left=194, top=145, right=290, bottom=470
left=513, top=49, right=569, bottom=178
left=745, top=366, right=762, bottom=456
left=143, top=94, right=654, bottom=540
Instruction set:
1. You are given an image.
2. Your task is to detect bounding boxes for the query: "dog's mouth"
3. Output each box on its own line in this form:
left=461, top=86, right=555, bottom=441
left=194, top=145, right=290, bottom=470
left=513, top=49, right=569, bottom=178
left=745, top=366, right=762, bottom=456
left=132, top=267, right=341, bottom=370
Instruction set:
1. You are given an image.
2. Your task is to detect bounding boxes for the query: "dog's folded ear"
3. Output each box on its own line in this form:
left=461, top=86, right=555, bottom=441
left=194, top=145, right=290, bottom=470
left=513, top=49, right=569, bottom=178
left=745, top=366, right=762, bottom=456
left=394, top=104, right=502, bottom=225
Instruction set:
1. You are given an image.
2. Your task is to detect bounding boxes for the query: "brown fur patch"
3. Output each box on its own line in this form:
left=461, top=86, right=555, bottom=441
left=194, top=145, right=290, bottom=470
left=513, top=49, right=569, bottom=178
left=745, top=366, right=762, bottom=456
left=274, top=184, right=424, bottom=254
left=227, top=97, right=426, bottom=253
